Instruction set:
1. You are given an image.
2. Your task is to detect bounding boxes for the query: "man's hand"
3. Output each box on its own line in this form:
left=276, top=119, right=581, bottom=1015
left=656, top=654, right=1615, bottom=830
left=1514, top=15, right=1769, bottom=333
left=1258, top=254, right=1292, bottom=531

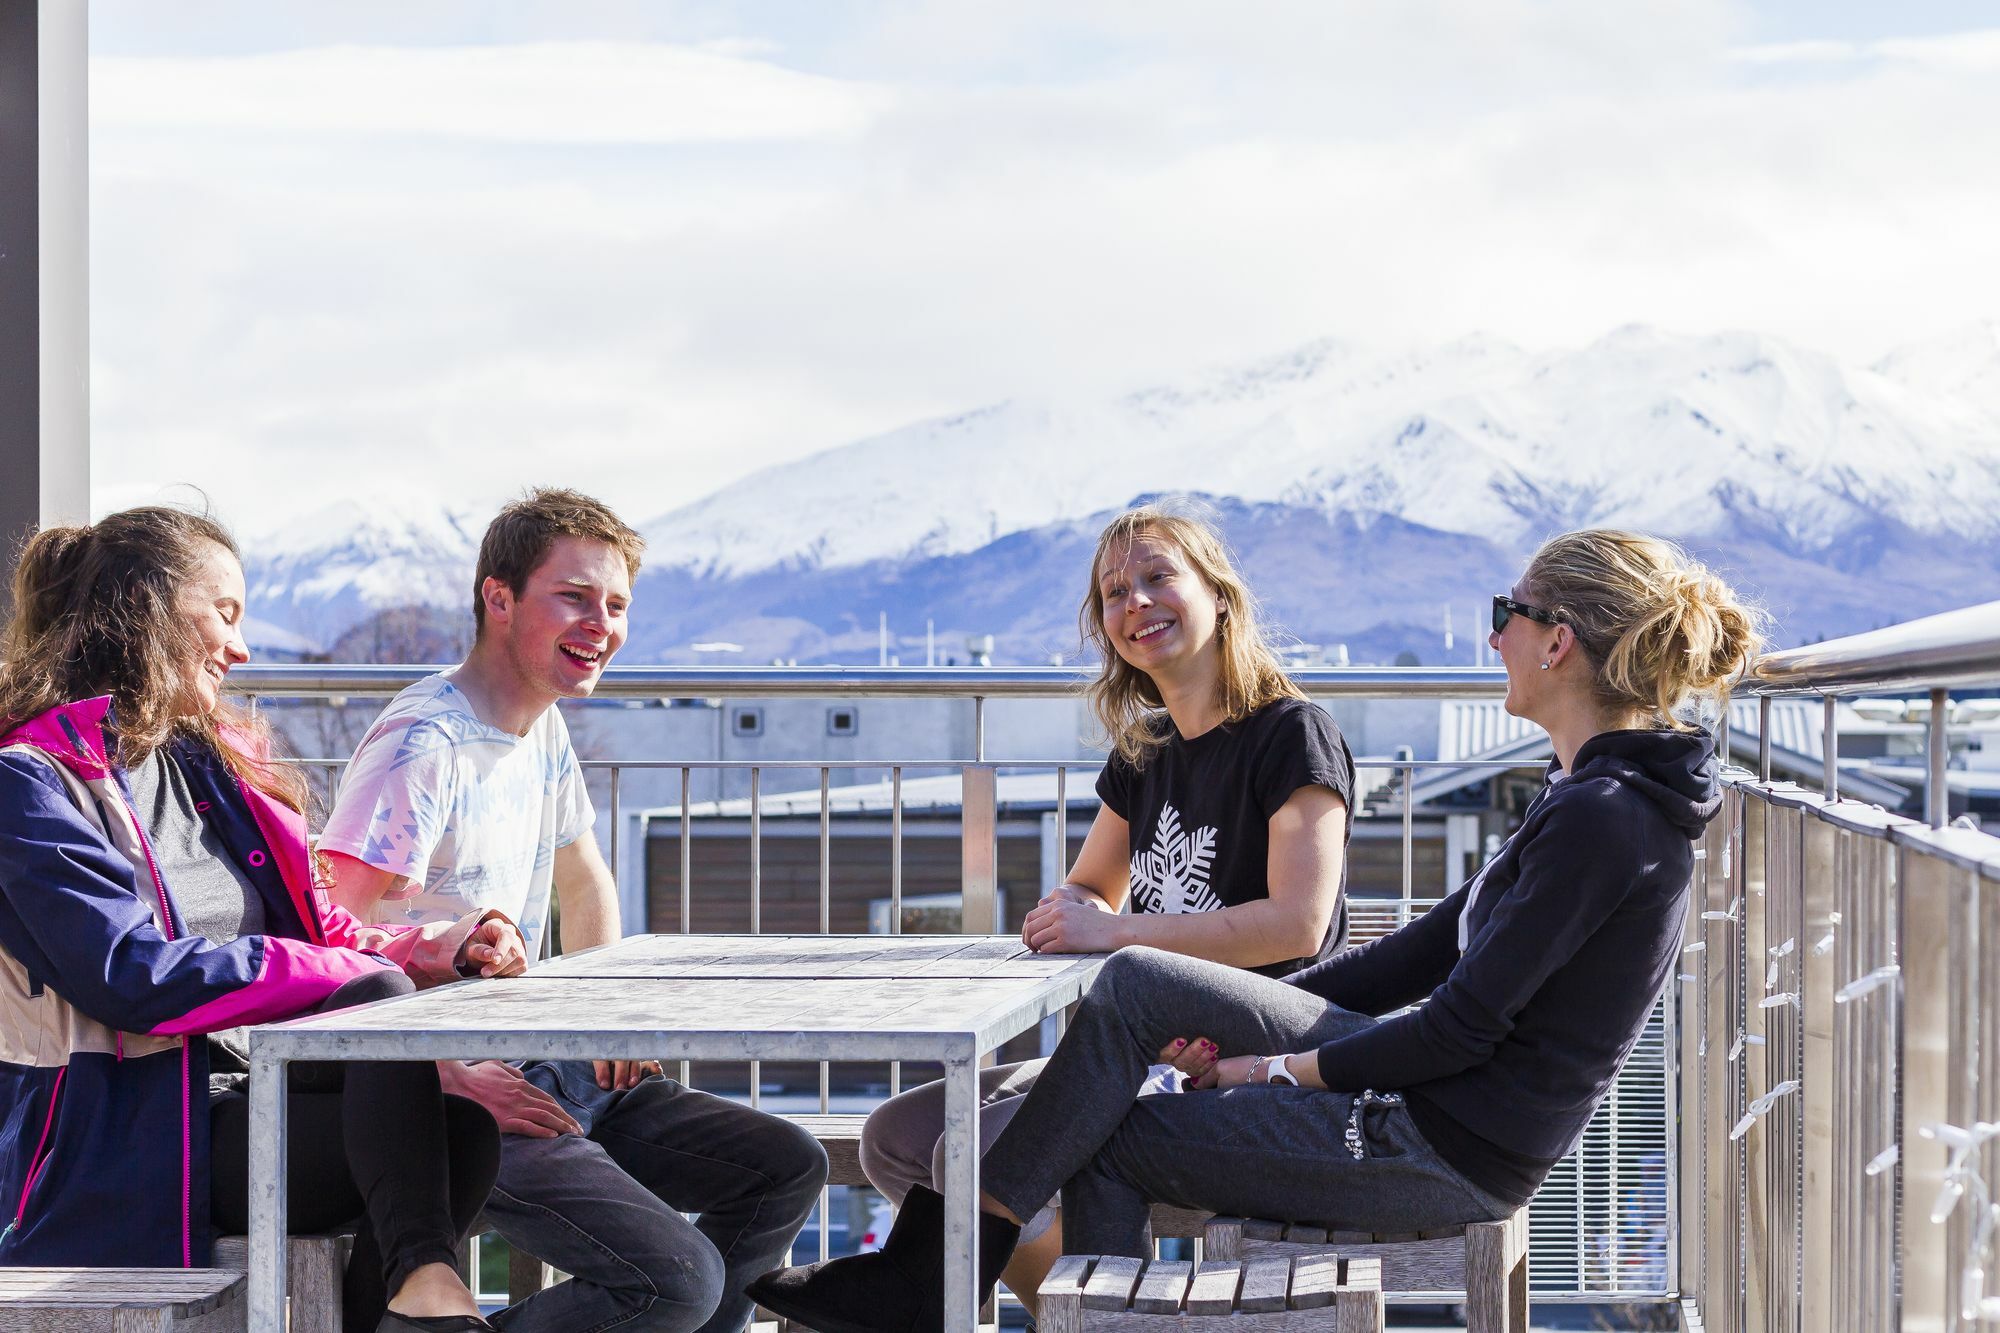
left=456, top=919, right=530, bottom=978
left=1023, top=898, right=1124, bottom=954
left=595, top=1059, right=664, bottom=1092
left=438, top=1061, right=582, bottom=1137
left=1156, top=1036, right=1219, bottom=1084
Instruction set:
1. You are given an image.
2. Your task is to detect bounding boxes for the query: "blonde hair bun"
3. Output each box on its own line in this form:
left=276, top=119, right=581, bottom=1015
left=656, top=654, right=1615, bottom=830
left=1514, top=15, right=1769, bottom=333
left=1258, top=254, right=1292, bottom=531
left=1523, top=529, right=1767, bottom=727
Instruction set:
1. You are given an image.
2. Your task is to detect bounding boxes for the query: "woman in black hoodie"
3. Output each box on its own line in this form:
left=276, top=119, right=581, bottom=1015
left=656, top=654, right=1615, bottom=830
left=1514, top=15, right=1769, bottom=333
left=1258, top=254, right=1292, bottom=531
left=750, top=529, right=1764, bottom=1333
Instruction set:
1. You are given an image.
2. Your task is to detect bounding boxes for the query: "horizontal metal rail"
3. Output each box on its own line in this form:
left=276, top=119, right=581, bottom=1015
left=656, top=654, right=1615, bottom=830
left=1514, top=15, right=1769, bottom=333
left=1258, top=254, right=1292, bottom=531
left=225, top=663, right=1509, bottom=699
left=1751, top=597, right=2000, bottom=695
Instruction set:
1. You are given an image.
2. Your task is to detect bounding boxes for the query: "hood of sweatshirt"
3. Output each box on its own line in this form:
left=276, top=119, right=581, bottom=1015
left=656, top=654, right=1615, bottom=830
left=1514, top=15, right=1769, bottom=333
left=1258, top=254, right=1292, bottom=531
left=1559, top=728, right=1721, bottom=837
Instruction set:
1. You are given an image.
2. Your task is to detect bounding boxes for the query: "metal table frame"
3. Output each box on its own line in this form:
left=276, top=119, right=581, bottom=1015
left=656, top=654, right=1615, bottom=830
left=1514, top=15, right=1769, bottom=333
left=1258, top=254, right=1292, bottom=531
left=247, top=936, right=1102, bottom=1331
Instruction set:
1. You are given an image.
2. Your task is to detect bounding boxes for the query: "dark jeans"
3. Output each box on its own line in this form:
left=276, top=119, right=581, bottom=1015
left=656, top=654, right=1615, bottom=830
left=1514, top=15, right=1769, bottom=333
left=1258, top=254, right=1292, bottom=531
left=209, top=971, right=502, bottom=1333
left=483, top=1061, right=829, bottom=1333
left=982, top=947, right=1513, bottom=1257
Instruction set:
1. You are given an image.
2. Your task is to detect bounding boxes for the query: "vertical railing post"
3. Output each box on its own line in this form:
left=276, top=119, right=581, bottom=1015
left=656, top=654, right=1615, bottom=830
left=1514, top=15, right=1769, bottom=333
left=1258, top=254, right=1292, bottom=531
left=1822, top=697, right=1839, bottom=801
left=1926, top=687, right=1948, bottom=828
left=1679, top=836, right=1709, bottom=1309
left=1799, top=812, right=1837, bottom=1333
left=1741, top=798, right=1772, bottom=1333
left=1759, top=695, right=1773, bottom=783
left=961, top=763, right=998, bottom=935
left=1704, top=789, right=1746, bottom=1333
left=1897, top=842, right=1958, bottom=1332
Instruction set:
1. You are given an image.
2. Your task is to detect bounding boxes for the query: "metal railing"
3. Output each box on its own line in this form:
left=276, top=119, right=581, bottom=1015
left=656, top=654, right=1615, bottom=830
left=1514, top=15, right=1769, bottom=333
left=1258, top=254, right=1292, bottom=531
left=234, top=662, right=1677, bottom=1307
left=1683, top=598, right=2000, bottom=1332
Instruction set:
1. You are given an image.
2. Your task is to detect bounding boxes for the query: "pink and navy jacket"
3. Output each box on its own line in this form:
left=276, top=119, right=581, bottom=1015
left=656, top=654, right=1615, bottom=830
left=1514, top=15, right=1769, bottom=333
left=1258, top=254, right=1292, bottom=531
left=0, top=698, right=485, bottom=1268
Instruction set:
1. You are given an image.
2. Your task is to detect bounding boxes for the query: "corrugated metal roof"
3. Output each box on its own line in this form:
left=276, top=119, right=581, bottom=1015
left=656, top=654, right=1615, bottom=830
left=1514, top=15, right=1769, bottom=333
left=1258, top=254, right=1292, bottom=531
left=1411, top=699, right=1917, bottom=810
left=1440, top=698, right=1887, bottom=765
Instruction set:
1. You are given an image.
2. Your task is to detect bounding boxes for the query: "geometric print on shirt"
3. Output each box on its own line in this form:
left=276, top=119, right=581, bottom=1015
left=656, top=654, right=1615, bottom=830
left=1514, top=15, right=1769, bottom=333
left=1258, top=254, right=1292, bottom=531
left=1127, top=801, right=1222, bottom=915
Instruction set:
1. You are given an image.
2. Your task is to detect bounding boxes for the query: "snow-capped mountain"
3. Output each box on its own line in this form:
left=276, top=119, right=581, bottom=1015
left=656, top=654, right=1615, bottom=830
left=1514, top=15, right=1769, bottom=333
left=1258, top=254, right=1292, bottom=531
left=246, top=499, right=479, bottom=640
left=643, top=325, right=2000, bottom=577
left=241, top=325, right=2000, bottom=663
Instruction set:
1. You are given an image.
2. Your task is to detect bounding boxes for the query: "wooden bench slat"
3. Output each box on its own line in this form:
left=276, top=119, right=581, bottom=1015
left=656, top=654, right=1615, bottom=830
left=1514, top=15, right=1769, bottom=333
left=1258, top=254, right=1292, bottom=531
left=0, top=1268, right=243, bottom=1317
left=783, top=1112, right=869, bottom=1185
left=1286, top=1254, right=1345, bottom=1310
left=1281, top=1224, right=1327, bottom=1246
left=1235, top=1256, right=1292, bottom=1314
left=1184, top=1262, right=1242, bottom=1316
left=1131, top=1259, right=1192, bottom=1315
left=1335, top=1257, right=1385, bottom=1333
left=1079, top=1255, right=1144, bottom=1311
left=1040, top=1253, right=1095, bottom=1300
left=1240, top=1219, right=1286, bottom=1243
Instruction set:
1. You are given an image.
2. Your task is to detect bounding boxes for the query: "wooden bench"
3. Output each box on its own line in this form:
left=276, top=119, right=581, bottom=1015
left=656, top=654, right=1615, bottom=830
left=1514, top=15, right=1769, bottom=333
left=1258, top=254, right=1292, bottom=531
left=1205, top=1212, right=1529, bottom=1333
left=0, top=1267, right=245, bottom=1332
left=1038, top=1254, right=1382, bottom=1333
left=212, top=1232, right=346, bottom=1333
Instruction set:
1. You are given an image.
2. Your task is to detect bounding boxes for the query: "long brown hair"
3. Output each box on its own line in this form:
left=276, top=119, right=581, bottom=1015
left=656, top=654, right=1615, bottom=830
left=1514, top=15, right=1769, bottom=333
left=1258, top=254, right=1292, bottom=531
left=1, top=507, right=308, bottom=811
left=1079, top=500, right=1305, bottom=766
left=1521, top=529, right=1767, bottom=728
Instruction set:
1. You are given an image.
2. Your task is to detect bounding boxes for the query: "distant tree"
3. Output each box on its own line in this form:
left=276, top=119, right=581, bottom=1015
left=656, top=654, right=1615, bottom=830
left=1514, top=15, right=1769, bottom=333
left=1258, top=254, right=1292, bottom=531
left=328, top=604, right=470, bottom=664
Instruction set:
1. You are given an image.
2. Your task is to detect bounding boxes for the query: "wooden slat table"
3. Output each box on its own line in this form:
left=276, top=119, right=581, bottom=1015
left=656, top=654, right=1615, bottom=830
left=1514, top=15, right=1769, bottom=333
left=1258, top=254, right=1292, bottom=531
left=246, top=934, right=1103, bottom=1333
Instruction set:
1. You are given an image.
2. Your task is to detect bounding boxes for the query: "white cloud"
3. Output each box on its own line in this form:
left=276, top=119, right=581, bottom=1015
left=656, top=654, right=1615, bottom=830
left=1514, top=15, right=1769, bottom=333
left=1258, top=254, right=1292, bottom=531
left=83, top=9, right=2000, bottom=536
left=91, top=41, right=890, bottom=144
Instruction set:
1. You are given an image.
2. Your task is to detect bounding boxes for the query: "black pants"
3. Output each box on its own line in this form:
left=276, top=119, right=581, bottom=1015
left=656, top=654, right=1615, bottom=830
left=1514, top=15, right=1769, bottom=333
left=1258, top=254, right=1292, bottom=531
left=209, top=971, right=501, bottom=1333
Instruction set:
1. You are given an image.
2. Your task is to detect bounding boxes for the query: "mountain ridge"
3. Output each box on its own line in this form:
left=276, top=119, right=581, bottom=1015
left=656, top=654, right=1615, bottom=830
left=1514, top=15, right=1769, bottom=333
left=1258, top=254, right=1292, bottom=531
left=239, top=324, right=2000, bottom=665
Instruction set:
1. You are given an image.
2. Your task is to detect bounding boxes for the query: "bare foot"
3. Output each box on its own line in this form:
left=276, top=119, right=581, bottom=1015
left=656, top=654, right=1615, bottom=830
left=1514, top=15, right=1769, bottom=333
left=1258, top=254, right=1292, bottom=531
left=385, top=1261, right=485, bottom=1320
left=1001, top=1220, right=1066, bottom=1322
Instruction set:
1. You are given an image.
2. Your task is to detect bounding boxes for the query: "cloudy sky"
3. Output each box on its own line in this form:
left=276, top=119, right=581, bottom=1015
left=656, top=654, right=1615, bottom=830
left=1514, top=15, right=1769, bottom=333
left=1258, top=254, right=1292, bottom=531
left=87, top=1, right=2000, bottom=533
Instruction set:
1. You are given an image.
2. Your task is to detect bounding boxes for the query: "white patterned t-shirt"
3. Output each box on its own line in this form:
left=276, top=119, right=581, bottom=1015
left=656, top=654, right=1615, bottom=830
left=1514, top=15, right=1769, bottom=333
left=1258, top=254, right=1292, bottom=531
left=318, top=673, right=593, bottom=959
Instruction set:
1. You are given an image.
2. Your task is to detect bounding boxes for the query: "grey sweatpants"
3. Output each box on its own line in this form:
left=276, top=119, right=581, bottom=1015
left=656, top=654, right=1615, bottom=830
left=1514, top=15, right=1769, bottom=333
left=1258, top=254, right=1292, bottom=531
left=980, top=946, right=1515, bottom=1257
left=858, top=1059, right=1056, bottom=1241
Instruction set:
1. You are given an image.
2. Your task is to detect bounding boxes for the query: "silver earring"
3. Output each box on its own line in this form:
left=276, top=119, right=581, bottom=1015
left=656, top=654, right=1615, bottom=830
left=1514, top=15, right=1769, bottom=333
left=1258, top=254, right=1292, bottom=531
left=1539, top=662, right=1551, bottom=671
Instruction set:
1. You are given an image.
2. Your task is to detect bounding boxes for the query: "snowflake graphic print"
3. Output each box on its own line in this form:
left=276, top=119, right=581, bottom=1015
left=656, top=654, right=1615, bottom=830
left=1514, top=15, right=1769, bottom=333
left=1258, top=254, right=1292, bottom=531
left=1129, top=802, right=1222, bottom=914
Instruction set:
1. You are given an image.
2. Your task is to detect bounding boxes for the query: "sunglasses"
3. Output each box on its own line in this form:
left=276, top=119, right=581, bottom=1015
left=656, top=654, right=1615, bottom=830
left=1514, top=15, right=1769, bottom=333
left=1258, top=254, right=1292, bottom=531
left=1492, top=594, right=1560, bottom=635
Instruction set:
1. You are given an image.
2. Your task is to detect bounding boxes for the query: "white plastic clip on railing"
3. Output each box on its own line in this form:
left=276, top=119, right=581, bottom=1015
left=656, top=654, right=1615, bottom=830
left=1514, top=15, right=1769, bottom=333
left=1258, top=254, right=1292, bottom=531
left=1865, top=1144, right=1899, bottom=1176
left=1917, top=1121, right=2000, bottom=1321
left=1731, top=1079, right=1801, bottom=1141
left=1765, top=937, right=1794, bottom=989
left=1836, top=964, right=1901, bottom=1004
left=1727, top=1030, right=1768, bottom=1063
left=1683, top=940, right=1707, bottom=953
left=1702, top=896, right=1741, bottom=923
left=1759, top=992, right=1801, bottom=1010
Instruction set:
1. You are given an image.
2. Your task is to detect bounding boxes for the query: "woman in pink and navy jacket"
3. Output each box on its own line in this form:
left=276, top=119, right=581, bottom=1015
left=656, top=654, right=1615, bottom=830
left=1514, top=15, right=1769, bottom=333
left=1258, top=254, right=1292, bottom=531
left=0, top=508, right=518, bottom=1333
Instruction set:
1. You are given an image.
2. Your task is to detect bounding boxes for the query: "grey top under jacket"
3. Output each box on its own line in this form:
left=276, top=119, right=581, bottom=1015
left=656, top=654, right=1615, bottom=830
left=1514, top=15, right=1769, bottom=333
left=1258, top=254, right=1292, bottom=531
left=126, top=746, right=267, bottom=1093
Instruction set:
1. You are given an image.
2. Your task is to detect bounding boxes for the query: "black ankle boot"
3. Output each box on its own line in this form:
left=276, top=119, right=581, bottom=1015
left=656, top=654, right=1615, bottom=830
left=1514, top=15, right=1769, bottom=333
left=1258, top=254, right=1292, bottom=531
left=747, top=1185, right=1021, bottom=1333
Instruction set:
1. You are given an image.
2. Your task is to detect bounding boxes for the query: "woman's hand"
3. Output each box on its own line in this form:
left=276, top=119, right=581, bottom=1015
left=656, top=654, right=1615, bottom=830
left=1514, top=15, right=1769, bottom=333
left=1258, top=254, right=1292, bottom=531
left=1023, top=898, right=1125, bottom=953
left=455, top=919, right=530, bottom=978
left=1194, top=1052, right=1318, bottom=1090
left=1157, top=1036, right=1219, bottom=1083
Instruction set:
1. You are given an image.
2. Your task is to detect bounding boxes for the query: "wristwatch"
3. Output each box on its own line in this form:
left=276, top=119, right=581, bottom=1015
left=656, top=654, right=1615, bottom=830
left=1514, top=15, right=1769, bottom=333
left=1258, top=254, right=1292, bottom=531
left=1261, top=1054, right=1300, bottom=1087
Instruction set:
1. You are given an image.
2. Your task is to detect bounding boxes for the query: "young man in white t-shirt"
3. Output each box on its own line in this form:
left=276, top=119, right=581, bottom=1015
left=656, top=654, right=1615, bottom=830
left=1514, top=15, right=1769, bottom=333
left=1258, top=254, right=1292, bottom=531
left=321, top=489, right=827, bottom=1333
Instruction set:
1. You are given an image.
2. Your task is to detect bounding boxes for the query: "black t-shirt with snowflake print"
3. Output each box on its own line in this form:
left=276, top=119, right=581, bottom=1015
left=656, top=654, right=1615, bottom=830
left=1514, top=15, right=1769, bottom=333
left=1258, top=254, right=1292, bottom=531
left=1095, top=696, right=1356, bottom=977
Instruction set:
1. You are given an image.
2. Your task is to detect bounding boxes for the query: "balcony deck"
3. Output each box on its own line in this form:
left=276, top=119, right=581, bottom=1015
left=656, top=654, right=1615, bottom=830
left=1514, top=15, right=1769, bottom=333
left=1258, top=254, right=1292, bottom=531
left=196, top=599, right=2000, bottom=1328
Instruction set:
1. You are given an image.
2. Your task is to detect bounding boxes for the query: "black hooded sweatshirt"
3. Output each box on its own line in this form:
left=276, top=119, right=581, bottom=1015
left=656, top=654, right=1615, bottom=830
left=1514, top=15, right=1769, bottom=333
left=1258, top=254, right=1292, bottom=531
left=1286, top=728, right=1719, bottom=1206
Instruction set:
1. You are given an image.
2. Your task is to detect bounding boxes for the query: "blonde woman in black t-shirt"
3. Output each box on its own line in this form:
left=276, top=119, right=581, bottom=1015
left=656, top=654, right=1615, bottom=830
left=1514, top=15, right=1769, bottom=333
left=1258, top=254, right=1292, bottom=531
left=856, top=500, right=1355, bottom=1313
